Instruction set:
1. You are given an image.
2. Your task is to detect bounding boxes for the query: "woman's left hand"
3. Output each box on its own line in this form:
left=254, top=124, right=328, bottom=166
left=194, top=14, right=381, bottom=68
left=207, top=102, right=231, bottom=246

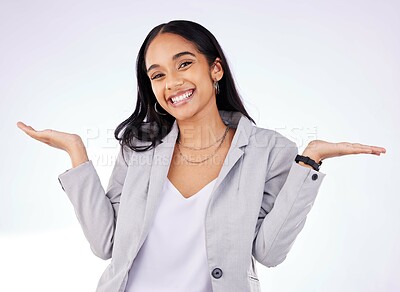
left=302, top=140, right=386, bottom=164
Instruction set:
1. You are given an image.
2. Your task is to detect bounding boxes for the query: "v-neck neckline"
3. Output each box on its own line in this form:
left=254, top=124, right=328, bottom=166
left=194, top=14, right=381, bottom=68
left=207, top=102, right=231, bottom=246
left=166, top=177, right=217, bottom=200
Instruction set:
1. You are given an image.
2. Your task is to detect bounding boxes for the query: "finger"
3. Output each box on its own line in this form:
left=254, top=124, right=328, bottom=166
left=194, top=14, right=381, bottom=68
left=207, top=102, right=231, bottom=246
left=371, top=148, right=386, bottom=155
left=353, top=143, right=386, bottom=154
left=352, top=143, right=373, bottom=152
left=337, top=142, right=366, bottom=154
left=17, top=122, right=49, bottom=141
left=335, top=143, right=369, bottom=156
left=17, top=121, right=34, bottom=132
left=345, top=143, right=386, bottom=155
left=370, top=146, right=386, bottom=154
left=17, top=122, right=38, bottom=136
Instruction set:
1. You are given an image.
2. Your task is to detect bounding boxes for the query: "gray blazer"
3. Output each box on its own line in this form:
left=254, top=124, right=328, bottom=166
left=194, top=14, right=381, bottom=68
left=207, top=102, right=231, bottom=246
left=58, top=110, right=326, bottom=292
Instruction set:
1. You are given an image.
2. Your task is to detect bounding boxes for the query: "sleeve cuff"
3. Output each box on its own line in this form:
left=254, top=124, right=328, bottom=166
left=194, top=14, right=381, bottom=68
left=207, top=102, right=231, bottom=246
left=57, top=160, right=94, bottom=192
left=282, top=161, right=327, bottom=206
left=291, top=160, right=326, bottom=184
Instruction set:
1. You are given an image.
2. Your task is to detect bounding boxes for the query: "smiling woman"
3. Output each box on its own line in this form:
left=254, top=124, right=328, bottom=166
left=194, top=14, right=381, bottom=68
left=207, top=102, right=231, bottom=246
left=16, top=19, right=386, bottom=292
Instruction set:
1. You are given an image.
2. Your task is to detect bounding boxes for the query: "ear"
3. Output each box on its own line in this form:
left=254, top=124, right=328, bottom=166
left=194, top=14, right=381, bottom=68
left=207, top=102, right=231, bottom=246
left=211, top=57, right=224, bottom=81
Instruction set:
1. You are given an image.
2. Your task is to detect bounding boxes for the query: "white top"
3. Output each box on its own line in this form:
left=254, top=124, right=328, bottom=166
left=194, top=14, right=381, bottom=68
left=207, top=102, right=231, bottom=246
left=125, top=176, right=217, bottom=292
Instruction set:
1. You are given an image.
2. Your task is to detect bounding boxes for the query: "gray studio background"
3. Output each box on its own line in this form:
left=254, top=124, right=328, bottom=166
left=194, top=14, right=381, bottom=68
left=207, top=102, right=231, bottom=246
left=1, top=0, right=399, bottom=291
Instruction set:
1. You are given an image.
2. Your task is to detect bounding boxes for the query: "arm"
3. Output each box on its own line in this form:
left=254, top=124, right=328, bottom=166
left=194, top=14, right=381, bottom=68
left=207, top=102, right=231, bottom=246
left=252, top=141, right=326, bottom=267
left=58, top=146, right=129, bottom=260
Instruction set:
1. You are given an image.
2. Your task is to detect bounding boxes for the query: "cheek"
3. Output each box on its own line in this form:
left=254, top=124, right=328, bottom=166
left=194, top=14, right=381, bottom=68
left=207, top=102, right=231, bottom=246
left=151, top=83, right=164, bottom=100
left=199, top=78, right=213, bottom=94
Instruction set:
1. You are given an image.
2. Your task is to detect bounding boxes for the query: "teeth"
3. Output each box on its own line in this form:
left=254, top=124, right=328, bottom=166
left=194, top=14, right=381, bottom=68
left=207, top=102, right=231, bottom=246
left=171, top=90, right=193, bottom=103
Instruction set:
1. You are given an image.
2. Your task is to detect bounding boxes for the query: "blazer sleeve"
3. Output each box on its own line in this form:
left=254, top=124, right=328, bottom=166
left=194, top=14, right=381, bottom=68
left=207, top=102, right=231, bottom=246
left=57, top=146, right=129, bottom=260
left=252, top=140, right=326, bottom=267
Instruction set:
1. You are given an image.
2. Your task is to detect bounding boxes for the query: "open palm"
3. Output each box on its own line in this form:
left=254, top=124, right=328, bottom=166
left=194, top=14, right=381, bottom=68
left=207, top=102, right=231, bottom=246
left=16, top=121, right=83, bottom=154
left=303, top=140, right=386, bottom=163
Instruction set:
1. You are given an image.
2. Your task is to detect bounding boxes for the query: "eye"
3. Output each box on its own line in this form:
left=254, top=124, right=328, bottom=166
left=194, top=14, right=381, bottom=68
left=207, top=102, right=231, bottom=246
left=150, top=73, right=164, bottom=80
left=179, top=61, right=192, bottom=69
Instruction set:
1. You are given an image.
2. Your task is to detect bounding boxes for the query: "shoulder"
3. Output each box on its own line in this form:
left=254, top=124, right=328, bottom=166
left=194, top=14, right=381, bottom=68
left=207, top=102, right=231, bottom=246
left=248, top=126, right=298, bottom=176
left=243, top=124, right=298, bottom=170
left=118, top=137, right=154, bottom=167
left=248, top=125, right=297, bottom=149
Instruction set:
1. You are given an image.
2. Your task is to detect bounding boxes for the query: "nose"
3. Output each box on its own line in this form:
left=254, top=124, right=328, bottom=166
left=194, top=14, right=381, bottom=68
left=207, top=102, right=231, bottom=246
left=165, top=73, right=184, bottom=90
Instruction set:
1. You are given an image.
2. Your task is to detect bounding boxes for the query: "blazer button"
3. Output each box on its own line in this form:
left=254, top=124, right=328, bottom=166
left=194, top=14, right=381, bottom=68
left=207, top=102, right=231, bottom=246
left=312, top=174, right=318, bottom=181
left=211, top=268, right=223, bottom=279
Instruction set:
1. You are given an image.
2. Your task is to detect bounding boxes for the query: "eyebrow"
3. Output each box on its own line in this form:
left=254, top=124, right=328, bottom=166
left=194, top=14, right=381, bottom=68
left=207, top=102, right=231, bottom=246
left=146, top=51, right=196, bottom=73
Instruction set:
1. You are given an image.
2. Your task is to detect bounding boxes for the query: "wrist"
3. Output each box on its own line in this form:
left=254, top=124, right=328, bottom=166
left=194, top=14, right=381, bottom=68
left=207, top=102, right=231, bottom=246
left=297, top=161, right=313, bottom=169
left=301, top=150, right=321, bottom=164
left=67, top=139, right=88, bottom=168
left=66, top=136, right=85, bottom=155
left=69, top=151, right=89, bottom=168
left=295, top=154, right=322, bottom=171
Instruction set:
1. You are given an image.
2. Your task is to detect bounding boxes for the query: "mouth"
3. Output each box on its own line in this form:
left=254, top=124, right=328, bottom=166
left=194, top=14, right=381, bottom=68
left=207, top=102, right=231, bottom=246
left=167, top=89, right=195, bottom=107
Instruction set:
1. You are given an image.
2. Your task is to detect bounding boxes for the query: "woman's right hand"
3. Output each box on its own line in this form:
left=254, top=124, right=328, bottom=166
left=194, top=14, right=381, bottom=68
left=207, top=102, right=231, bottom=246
left=17, top=121, right=89, bottom=167
left=17, top=121, right=83, bottom=153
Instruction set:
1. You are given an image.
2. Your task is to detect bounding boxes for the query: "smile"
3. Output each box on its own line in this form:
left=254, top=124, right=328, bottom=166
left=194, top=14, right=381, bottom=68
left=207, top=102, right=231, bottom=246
left=169, top=89, right=195, bottom=106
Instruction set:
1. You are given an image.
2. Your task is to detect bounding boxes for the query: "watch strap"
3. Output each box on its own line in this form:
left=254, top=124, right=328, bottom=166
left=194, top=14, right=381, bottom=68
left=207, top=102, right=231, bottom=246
left=295, top=154, right=322, bottom=171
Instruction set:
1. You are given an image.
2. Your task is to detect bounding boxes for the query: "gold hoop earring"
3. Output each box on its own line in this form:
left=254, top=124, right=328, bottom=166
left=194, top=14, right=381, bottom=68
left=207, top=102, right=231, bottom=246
left=154, top=101, right=167, bottom=115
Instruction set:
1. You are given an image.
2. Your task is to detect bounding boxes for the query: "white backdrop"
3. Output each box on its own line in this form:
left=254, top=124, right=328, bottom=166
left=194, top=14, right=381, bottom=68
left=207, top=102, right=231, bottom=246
left=1, top=0, right=399, bottom=291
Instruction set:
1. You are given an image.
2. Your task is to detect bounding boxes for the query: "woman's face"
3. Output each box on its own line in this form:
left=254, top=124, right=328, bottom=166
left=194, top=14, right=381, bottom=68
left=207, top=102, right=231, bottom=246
left=145, top=32, right=223, bottom=121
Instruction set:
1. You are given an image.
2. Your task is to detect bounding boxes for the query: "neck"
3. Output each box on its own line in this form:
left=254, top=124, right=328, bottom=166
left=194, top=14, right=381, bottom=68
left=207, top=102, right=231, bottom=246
left=176, top=108, right=228, bottom=147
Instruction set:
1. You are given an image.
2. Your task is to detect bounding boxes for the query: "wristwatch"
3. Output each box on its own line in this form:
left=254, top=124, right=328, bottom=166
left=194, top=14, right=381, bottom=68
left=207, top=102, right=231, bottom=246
left=295, top=154, right=322, bottom=171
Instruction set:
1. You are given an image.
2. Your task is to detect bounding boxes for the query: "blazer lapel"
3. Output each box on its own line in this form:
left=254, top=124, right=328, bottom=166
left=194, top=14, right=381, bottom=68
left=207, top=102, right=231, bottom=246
left=137, top=120, right=179, bottom=250
left=135, top=111, right=253, bottom=253
left=213, top=111, right=252, bottom=192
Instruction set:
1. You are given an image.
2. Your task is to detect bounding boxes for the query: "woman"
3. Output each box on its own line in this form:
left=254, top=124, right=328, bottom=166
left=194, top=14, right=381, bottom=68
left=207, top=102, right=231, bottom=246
left=17, top=20, right=386, bottom=292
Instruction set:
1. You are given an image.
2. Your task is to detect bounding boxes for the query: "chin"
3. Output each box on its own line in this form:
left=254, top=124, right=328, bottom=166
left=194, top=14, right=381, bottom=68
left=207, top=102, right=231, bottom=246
left=174, top=107, right=203, bottom=121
